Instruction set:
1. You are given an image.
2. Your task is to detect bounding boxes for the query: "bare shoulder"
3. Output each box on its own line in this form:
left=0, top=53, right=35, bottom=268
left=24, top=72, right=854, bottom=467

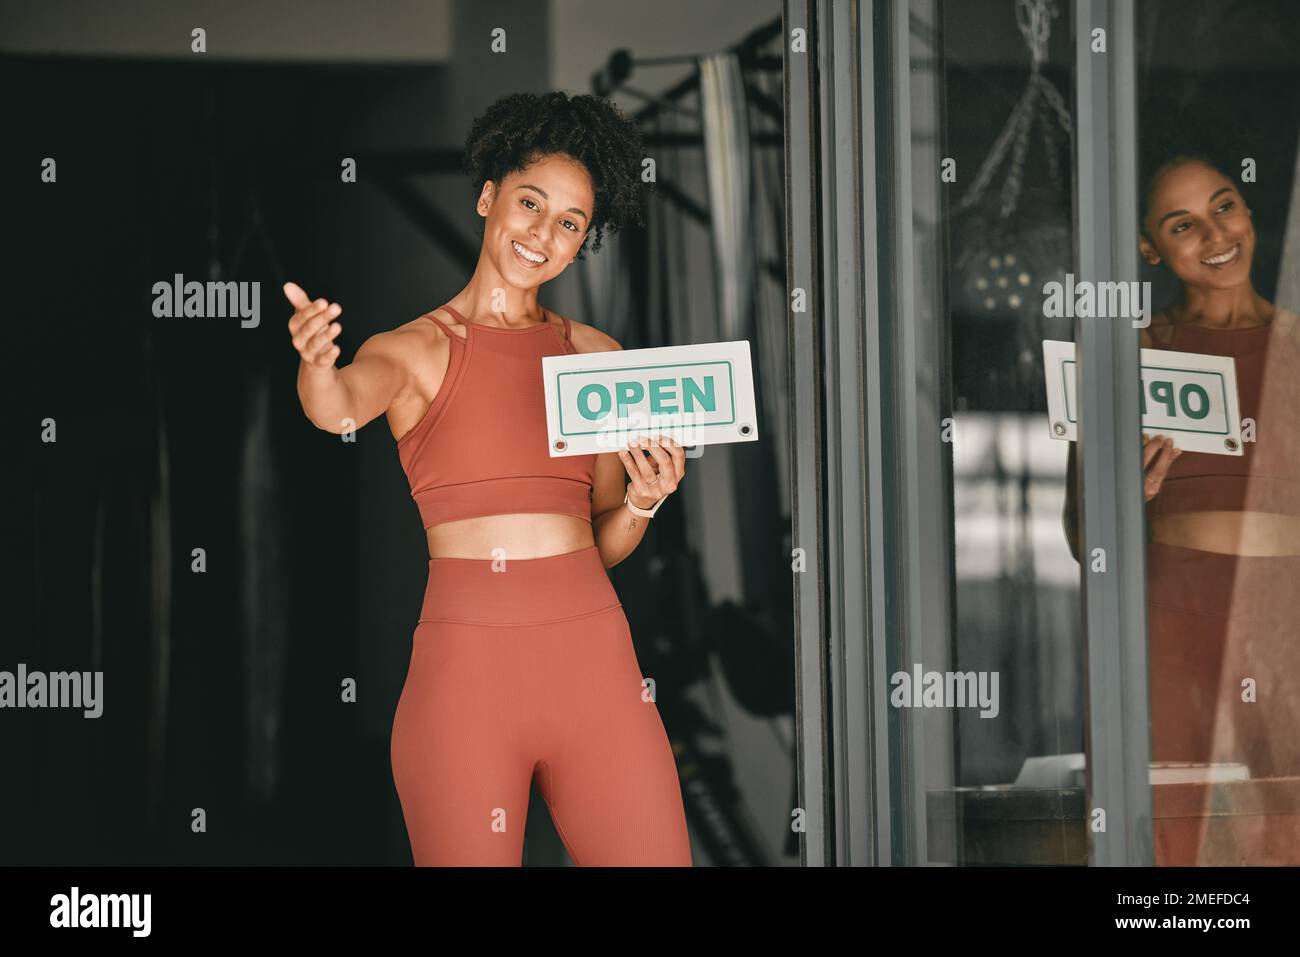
left=351, top=315, right=453, bottom=409
left=355, top=314, right=443, bottom=362
left=563, top=314, right=623, bottom=354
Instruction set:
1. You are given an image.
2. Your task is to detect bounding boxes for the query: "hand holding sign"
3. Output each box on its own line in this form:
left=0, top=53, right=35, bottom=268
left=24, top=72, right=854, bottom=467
left=619, top=437, right=685, bottom=509
left=1141, top=433, right=1182, bottom=501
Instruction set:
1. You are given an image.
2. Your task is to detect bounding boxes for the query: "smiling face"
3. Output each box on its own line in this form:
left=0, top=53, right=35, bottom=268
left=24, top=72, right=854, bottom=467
left=475, top=152, right=594, bottom=289
left=1139, top=159, right=1255, bottom=290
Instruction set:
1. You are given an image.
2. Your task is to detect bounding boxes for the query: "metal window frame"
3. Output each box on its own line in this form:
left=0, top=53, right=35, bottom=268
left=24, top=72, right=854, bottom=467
left=784, top=0, right=836, bottom=867
left=1072, top=0, right=1154, bottom=866
left=785, top=0, right=888, bottom=868
left=785, top=0, right=1153, bottom=867
left=874, top=0, right=959, bottom=868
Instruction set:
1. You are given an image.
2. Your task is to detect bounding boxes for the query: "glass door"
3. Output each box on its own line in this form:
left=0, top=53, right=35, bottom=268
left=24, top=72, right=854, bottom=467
left=785, top=0, right=1300, bottom=866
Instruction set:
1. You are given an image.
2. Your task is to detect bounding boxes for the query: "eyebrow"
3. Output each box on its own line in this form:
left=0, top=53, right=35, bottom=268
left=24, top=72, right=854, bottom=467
left=1156, top=186, right=1236, bottom=228
left=517, top=184, right=589, bottom=222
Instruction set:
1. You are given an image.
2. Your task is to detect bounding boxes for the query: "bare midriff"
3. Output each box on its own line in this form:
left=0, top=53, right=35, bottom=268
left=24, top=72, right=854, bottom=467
left=1150, top=511, right=1300, bottom=556
left=425, top=513, right=597, bottom=560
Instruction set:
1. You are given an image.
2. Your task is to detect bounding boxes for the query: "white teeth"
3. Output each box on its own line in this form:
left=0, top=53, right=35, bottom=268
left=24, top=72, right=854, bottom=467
left=512, top=240, right=546, bottom=264
left=1201, top=244, right=1239, bottom=265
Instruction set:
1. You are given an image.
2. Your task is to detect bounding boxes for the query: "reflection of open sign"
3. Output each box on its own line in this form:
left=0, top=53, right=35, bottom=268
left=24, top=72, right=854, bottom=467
left=1141, top=372, right=1218, bottom=424
left=1042, top=340, right=1243, bottom=456
left=543, top=341, right=760, bottom=457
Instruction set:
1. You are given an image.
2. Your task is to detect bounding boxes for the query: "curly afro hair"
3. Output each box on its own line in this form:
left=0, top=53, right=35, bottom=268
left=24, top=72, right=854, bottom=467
left=462, top=91, right=649, bottom=258
left=1138, top=99, right=1245, bottom=238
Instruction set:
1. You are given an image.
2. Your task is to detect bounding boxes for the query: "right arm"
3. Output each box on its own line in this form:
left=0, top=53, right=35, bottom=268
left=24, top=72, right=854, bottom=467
left=1063, top=441, right=1080, bottom=563
left=285, top=281, right=409, bottom=434
left=1061, top=318, right=1181, bottom=562
left=1063, top=434, right=1178, bottom=562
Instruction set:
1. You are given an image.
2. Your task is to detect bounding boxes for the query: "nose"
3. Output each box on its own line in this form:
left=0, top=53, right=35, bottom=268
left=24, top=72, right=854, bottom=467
left=1204, top=221, right=1229, bottom=249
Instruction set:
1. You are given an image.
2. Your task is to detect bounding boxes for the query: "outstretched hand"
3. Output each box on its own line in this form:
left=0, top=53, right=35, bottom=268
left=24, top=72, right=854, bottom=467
left=284, top=281, right=343, bottom=369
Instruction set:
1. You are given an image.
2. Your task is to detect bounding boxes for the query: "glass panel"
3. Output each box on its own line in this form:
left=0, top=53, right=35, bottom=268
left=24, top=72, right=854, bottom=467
left=1135, top=0, right=1300, bottom=866
left=889, top=0, right=1088, bottom=865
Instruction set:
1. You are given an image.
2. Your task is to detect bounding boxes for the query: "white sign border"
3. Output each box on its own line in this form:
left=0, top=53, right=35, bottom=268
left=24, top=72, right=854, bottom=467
left=541, top=340, right=760, bottom=457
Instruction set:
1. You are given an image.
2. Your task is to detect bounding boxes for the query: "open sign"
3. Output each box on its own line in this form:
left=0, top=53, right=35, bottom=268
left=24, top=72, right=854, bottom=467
left=575, top=374, right=718, bottom=420
left=1042, top=339, right=1243, bottom=456
left=542, top=340, right=759, bottom=456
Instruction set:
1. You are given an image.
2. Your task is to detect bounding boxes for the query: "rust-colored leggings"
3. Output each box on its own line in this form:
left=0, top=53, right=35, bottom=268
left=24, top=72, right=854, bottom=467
left=1147, top=542, right=1300, bottom=778
left=390, top=545, right=692, bottom=866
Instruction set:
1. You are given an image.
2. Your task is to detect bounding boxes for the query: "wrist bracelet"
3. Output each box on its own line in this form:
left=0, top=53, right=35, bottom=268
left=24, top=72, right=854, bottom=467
left=624, top=488, right=668, bottom=518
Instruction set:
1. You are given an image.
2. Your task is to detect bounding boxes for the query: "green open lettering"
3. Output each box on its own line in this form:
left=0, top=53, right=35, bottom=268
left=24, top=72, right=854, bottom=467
left=1179, top=383, right=1210, bottom=420
left=575, top=374, right=718, bottom=421
left=648, top=378, right=678, bottom=413
left=1148, top=380, right=1175, bottom=417
left=682, top=375, right=716, bottom=413
left=616, top=381, right=644, bottom=417
left=577, top=383, right=610, bottom=420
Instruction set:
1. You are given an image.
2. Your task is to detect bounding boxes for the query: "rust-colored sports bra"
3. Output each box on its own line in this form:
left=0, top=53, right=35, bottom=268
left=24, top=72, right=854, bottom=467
left=396, top=303, right=597, bottom=529
left=1145, top=312, right=1300, bottom=518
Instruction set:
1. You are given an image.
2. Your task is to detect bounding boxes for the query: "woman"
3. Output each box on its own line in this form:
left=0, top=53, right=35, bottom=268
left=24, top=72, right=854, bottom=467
left=1065, top=150, right=1300, bottom=790
left=284, top=92, right=692, bottom=866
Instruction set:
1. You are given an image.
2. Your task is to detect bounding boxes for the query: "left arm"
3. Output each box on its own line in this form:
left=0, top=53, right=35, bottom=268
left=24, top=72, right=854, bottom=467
left=592, top=437, right=685, bottom=568
left=592, top=450, right=644, bottom=568
left=562, top=317, right=687, bottom=568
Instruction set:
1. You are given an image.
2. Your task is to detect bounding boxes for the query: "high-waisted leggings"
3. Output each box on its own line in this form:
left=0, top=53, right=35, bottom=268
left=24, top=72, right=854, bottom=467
left=390, top=545, right=693, bottom=866
left=1146, top=542, right=1300, bottom=865
left=1147, top=541, right=1300, bottom=778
